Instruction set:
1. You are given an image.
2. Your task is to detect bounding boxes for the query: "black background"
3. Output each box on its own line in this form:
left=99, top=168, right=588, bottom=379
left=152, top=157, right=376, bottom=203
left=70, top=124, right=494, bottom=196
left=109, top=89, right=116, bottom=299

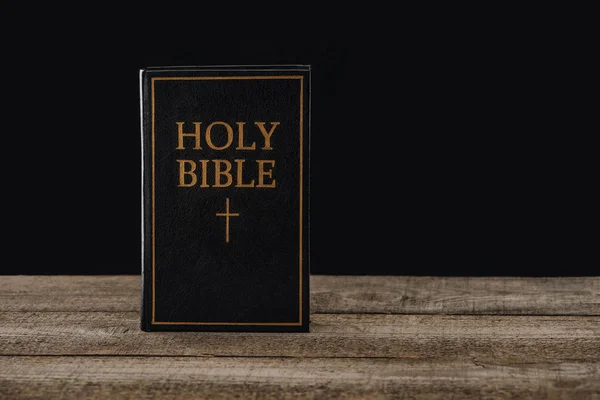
left=4, top=17, right=596, bottom=277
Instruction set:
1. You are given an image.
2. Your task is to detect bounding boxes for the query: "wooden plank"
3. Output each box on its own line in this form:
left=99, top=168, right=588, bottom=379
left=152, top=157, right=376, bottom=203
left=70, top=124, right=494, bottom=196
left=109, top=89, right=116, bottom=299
left=1, top=356, right=598, bottom=399
left=1, top=312, right=598, bottom=362
left=313, top=275, right=600, bottom=315
left=1, top=275, right=598, bottom=315
left=0, top=275, right=137, bottom=312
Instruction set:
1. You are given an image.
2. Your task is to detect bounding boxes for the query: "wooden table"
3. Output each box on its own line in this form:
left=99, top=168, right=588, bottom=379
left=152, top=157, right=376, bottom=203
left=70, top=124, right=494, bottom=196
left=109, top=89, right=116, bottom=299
left=1, top=275, right=598, bottom=399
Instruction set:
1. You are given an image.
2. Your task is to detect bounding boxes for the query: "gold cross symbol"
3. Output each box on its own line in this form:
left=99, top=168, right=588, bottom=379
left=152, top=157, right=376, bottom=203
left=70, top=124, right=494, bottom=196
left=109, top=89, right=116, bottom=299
left=216, top=198, right=240, bottom=243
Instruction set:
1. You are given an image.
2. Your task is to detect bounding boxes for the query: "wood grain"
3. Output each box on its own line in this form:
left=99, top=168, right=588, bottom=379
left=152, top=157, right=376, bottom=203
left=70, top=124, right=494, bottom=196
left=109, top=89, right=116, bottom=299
left=1, top=356, right=598, bottom=400
left=1, top=312, right=598, bottom=362
left=1, top=275, right=598, bottom=315
left=313, top=275, right=600, bottom=315
left=1, top=275, right=599, bottom=399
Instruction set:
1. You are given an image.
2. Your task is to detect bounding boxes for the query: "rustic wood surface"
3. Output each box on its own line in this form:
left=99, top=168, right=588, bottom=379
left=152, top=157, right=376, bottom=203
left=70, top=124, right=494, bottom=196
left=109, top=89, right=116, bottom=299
left=2, top=275, right=599, bottom=315
left=0, top=275, right=598, bottom=399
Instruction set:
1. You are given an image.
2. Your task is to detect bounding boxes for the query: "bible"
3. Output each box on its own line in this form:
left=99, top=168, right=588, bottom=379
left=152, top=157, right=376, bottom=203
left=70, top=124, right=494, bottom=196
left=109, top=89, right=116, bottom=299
left=139, top=65, right=310, bottom=332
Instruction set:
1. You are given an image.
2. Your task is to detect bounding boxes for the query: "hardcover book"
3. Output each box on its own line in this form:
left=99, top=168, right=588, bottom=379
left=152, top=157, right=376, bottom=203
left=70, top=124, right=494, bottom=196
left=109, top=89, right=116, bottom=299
left=139, top=65, right=310, bottom=332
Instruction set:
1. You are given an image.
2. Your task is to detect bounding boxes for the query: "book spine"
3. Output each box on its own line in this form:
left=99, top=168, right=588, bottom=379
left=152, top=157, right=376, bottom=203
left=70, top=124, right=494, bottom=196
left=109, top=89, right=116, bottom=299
left=139, top=69, right=152, bottom=331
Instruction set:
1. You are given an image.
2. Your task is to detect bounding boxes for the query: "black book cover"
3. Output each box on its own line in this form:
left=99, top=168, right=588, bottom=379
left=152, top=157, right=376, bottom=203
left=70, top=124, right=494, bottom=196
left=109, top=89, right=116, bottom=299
left=140, top=65, right=310, bottom=332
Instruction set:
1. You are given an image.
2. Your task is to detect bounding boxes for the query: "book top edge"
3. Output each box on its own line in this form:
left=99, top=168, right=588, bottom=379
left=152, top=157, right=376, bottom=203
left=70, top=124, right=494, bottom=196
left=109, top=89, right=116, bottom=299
left=142, top=65, right=311, bottom=72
